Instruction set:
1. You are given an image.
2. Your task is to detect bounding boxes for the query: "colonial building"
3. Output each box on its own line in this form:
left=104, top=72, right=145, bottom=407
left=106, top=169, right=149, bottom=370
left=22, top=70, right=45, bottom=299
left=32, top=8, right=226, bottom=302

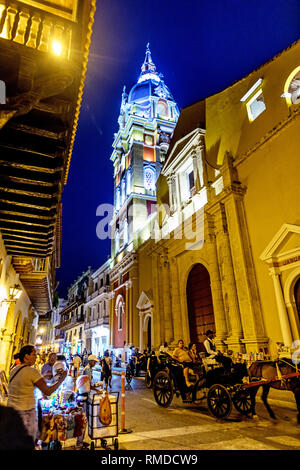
left=109, top=45, right=179, bottom=360
left=35, top=297, right=68, bottom=353
left=0, top=234, right=38, bottom=373
left=0, top=0, right=96, bottom=371
left=84, top=260, right=110, bottom=356
left=56, top=267, right=92, bottom=355
left=136, top=39, right=300, bottom=357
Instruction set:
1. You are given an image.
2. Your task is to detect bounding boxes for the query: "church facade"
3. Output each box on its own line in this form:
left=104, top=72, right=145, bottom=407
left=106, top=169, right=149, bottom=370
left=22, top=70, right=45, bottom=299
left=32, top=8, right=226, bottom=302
left=136, top=39, right=300, bottom=357
left=109, top=46, right=179, bottom=359
left=109, top=40, right=300, bottom=359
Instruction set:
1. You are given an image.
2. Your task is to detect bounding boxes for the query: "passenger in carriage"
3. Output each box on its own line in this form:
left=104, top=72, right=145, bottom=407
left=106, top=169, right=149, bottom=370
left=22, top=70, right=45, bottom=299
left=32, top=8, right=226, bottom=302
left=172, top=340, right=201, bottom=388
left=186, top=342, right=204, bottom=382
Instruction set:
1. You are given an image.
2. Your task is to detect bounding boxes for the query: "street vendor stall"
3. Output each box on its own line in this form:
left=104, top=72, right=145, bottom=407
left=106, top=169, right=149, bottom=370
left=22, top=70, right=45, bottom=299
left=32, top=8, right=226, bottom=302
left=38, top=389, right=87, bottom=449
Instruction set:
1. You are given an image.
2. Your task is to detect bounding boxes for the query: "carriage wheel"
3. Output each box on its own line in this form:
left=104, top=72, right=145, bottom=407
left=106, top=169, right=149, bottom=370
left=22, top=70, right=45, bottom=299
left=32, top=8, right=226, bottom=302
left=145, top=371, right=152, bottom=389
left=232, top=389, right=252, bottom=415
left=126, top=365, right=133, bottom=384
left=153, top=371, right=174, bottom=408
left=207, top=384, right=232, bottom=419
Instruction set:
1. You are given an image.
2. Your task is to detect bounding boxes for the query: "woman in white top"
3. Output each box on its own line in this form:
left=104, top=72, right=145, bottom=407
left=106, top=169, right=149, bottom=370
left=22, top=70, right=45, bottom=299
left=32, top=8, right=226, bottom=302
left=7, top=344, right=67, bottom=444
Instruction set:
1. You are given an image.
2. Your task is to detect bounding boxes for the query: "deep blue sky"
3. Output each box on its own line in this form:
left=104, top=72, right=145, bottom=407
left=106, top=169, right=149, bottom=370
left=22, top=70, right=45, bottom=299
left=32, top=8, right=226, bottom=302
left=56, top=0, right=300, bottom=297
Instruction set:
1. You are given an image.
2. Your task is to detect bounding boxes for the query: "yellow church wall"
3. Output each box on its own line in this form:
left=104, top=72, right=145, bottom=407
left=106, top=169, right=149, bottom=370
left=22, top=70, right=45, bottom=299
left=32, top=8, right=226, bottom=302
left=205, top=40, right=300, bottom=167
left=236, top=119, right=300, bottom=354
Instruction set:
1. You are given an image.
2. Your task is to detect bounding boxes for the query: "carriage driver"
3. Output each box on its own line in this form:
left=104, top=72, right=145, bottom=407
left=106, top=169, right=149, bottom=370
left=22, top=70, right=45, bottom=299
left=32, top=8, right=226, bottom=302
left=204, top=330, right=232, bottom=371
left=203, top=330, right=218, bottom=358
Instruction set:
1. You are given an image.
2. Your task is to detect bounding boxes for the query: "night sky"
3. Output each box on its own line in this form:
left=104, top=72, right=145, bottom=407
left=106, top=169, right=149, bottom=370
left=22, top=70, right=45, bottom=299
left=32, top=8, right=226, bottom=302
left=56, top=0, right=300, bottom=298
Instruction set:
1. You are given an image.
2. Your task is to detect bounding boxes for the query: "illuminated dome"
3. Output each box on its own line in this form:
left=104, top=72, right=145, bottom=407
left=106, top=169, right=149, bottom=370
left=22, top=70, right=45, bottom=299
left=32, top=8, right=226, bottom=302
left=127, top=44, right=176, bottom=105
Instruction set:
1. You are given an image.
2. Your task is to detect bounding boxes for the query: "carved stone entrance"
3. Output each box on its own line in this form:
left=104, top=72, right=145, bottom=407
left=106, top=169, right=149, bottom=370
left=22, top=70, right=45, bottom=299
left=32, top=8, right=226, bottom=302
left=186, top=264, right=215, bottom=348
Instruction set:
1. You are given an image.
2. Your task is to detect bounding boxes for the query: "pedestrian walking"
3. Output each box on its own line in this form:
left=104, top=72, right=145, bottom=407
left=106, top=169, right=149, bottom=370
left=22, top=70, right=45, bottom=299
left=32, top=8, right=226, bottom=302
left=101, top=351, right=112, bottom=391
left=72, top=353, right=82, bottom=378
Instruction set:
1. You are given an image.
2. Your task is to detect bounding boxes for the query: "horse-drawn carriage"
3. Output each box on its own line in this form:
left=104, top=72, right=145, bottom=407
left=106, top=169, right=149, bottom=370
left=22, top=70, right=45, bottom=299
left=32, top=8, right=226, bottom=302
left=152, top=353, right=300, bottom=422
left=126, top=352, right=160, bottom=389
left=152, top=353, right=251, bottom=419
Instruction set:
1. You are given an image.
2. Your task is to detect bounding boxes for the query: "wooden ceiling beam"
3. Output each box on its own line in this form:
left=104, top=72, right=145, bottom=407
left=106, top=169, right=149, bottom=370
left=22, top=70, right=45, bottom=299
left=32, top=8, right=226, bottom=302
left=1, top=230, right=53, bottom=242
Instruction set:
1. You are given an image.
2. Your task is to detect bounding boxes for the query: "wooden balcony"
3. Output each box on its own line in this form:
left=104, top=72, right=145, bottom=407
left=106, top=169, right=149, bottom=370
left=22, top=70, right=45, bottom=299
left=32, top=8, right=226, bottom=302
left=12, top=255, right=53, bottom=314
left=0, top=0, right=76, bottom=60
left=0, top=0, right=96, bottom=259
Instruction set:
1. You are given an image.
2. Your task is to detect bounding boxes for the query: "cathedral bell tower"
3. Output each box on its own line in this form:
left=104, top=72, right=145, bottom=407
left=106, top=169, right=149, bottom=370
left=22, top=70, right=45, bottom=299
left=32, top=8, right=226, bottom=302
left=110, top=44, right=179, bottom=264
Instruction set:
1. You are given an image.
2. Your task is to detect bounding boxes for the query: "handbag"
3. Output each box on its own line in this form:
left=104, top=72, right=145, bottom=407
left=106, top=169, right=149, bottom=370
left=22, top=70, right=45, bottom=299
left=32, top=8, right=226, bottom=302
left=99, top=393, right=112, bottom=426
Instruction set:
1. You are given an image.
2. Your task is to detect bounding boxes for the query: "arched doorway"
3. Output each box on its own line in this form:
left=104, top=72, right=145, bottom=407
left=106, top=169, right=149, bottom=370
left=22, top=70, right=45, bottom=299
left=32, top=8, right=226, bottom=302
left=187, top=264, right=215, bottom=349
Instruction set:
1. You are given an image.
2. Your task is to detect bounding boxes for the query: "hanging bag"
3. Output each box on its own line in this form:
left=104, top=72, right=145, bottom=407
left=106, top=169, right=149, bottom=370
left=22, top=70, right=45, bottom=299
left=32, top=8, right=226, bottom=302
left=99, top=393, right=112, bottom=426
left=9, top=365, right=28, bottom=383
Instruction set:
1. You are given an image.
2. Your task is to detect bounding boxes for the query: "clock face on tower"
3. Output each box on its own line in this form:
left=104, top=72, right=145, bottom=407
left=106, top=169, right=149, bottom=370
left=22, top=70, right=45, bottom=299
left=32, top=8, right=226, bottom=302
left=145, top=135, right=153, bottom=146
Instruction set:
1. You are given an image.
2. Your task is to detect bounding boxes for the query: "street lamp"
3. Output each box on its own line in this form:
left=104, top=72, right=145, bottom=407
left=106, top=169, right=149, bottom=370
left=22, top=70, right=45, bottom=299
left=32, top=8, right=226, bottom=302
left=52, top=40, right=63, bottom=56
left=0, top=284, right=22, bottom=304
left=9, top=285, right=22, bottom=301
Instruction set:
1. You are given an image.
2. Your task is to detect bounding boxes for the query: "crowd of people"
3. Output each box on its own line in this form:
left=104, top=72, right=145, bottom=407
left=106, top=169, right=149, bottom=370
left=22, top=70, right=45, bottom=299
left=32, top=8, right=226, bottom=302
left=1, top=330, right=227, bottom=449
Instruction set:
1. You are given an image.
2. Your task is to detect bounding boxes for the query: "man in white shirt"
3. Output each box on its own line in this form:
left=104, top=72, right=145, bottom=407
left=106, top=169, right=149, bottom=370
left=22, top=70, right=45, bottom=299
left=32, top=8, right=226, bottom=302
left=41, top=352, right=57, bottom=382
left=82, top=355, right=99, bottom=390
left=203, top=330, right=232, bottom=370
left=203, top=330, right=218, bottom=358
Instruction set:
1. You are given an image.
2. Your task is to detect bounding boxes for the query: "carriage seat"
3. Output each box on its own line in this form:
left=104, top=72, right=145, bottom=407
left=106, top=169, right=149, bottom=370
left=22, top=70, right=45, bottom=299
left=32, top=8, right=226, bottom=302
left=202, top=357, right=222, bottom=372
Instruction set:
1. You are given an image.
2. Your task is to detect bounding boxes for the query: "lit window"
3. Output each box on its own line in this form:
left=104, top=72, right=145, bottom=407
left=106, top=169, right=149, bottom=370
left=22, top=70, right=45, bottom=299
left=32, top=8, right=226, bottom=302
left=123, top=219, right=129, bottom=245
left=157, top=99, right=168, bottom=117
left=126, top=171, right=131, bottom=195
left=116, top=187, right=120, bottom=211
left=246, top=89, right=266, bottom=121
left=115, top=230, right=120, bottom=254
left=121, top=179, right=126, bottom=204
left=188, top=170, right=195, bottom=197
left=284, top=68, right=300, bottom=105
left=117, top=301, right=123, bottom=330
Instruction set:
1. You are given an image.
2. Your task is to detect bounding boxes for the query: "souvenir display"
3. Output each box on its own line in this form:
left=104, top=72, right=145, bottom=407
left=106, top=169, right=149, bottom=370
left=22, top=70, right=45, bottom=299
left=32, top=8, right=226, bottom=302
left=39, top=388, right=87, bottom=444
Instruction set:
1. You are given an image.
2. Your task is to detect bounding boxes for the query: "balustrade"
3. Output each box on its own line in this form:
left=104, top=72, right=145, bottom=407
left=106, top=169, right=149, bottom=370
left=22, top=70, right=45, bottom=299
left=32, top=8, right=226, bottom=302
left=0, top=1, right=73, bottom=58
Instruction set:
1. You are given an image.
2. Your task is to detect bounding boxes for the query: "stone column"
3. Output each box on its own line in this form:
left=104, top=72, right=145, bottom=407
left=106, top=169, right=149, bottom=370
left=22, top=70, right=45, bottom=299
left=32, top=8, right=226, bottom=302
left=214, top=205, right=244, bottom=352
left=125, top=282, right=129, bottom=345
left=169, top=257, right=183, bottom=342
left=195, top=142, right=213, bottom=201
left=160, top=252, right=174, bottom=344
left=270, top=268, right=293, bottom=347
left=0, top=331, right=15, bottom=375
left=109, top=291, right=115, bottom=346
left=126, top=279, right=133, bottom=345
left=220, top=154, right=268, bottom=352
left=151, top=252, right=162, bottom=349
left=166, top=173, right=176, bottom=212
left=130, top=262, right=139, bottom=348
left=206, top=216, right=228, bottom=351
left=191, top=148, right=201, bottom=192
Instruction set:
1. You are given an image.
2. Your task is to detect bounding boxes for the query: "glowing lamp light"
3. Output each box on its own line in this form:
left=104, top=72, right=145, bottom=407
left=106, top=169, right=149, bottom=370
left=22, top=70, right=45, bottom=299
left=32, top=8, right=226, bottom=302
left=39, top=328, right=45, bottom=334
left=9, top=284, right=22, bottom=300
left=52, top=40, right=63, bottom=56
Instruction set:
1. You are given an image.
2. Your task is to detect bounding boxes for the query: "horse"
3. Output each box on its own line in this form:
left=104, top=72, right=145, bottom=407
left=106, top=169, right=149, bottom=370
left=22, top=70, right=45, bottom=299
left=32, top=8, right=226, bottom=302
left=247, top=358, right=300, bottom=423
